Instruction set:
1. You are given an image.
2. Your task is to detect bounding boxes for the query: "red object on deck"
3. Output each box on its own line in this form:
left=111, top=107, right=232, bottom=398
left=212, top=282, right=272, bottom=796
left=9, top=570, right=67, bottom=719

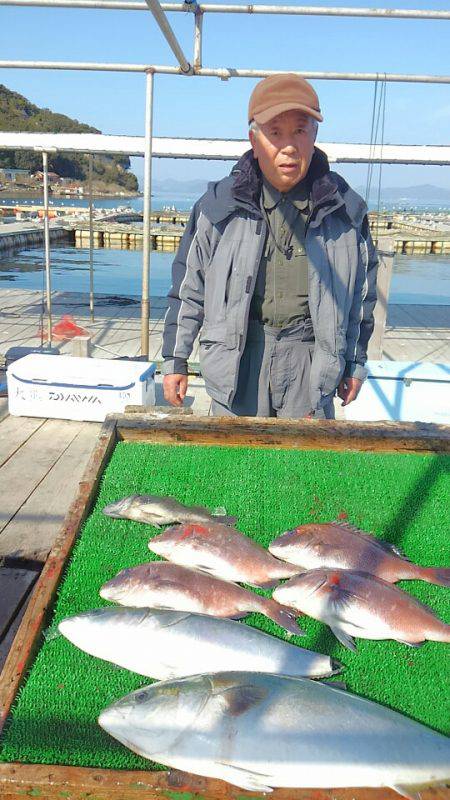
left=37, top=314, right=90, bottom=341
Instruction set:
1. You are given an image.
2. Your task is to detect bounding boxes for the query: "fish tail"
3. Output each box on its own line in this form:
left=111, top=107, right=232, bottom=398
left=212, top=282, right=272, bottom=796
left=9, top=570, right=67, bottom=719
left=212, top=514, right=237, bottom=526
left=430, top=622, right=450, bottom=644
left=262, top=599, right=305, bottom=636
left=418, top=566, right=450, bottom=588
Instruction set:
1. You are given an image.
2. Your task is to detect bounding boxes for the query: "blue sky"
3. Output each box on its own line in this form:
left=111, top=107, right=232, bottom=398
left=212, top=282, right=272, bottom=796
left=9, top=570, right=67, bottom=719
left=1, top=0, right=449, bottom=189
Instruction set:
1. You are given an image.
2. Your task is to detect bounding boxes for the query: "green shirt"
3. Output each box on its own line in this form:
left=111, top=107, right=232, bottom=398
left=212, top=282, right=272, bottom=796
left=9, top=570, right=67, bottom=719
left=250, top=176, right=311, bottom=329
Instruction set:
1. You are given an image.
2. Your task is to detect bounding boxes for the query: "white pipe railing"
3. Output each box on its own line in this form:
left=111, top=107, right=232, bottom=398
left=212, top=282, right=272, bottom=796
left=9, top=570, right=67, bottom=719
left=0, top=60, right=448, bottom=84
left=1, top=133, right=449, bottom=164
left=1, top=0, right=450, bottom=19
left=142, top=0, right=191, bottom=71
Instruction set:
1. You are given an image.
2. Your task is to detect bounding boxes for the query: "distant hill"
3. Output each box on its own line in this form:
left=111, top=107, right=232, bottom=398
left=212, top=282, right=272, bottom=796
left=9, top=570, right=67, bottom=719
left=153, top=177, right=450, bottom=205
left=0, top=84, right=138, bottom=191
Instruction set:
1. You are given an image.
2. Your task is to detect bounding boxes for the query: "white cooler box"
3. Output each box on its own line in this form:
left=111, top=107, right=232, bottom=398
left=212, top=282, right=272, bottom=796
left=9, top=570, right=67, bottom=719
left=344, top=360, right=450, bottom=424
left=7, top=354, right=156, bottom=422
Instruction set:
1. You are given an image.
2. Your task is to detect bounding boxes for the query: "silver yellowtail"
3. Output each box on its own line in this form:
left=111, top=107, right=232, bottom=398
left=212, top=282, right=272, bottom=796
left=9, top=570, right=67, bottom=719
left=148, top=522, right=300, bottom=588
left=58, top=608, right=338, bottom=679
left=273, top=568, right=450, bottom=650
left=98, top=671, right=450, bottom=798
left=100, top=562, right=304, bottom=636
left=102, top=495, right=236, bottom=527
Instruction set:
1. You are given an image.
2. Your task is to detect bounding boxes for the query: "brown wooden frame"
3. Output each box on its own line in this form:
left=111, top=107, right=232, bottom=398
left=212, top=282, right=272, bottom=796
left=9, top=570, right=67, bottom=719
left=1, top=414, right=449, bottom=800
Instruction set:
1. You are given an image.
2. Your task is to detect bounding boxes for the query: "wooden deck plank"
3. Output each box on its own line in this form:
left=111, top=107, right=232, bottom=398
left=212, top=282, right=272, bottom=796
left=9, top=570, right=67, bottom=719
left=0, top=415, right=46, bottom=468
left=0, top=420, right=100, bottom=562
left=0, top=418, right=85, bottom=547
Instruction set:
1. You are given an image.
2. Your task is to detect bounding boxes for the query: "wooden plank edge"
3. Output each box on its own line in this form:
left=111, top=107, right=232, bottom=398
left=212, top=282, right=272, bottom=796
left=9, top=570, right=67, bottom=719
left=114, top=414, right=450, bottom=454
left=0, top=763, right=448, bottom=800
left=0, top=418, right=118, bottom=735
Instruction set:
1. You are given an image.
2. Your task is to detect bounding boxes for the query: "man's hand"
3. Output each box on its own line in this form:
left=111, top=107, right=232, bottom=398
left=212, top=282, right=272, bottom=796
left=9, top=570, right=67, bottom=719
left=163, top=374, right=188, bottom=407
left=337, top=376, right=362, bottom=407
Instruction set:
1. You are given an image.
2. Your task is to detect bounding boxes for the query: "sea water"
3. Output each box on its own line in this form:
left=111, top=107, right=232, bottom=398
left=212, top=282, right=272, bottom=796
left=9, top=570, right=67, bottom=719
left=0, top=245, right=448, bottom=306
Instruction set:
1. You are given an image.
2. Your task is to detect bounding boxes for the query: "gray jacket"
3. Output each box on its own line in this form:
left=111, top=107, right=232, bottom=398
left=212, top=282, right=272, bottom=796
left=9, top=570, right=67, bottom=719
left=162, top=148, right=379, bottom=412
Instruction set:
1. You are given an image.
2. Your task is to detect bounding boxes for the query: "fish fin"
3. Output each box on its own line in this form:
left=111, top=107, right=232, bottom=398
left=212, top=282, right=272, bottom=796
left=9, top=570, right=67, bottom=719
left=396, top=639, right=424, bottom=648
left=330, top=624, right=357, bottom=651
left=319, top=680, right=347, bottom=691
left=419, top=567, right=450, bottom=588
left=194, top=563, right=222, bottom=576
left=214, top=684, right=268, bottom=716
left=212, top=514, right=238, bottom=526
left=254, top=579, right=280, bottom=590
left=390, top=785, right=422, bottom=800
left=147, top=610, right=192, bottom=627
left=262, top=600, right=306, bottom=636
left=331, top=522, right=407, bottom=556
left=215, top=762, right=273, bottom=792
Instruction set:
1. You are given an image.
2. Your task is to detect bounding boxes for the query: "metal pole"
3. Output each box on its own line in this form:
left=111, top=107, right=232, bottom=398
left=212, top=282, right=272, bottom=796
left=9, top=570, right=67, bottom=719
left=88, top=153, right=95, bottom=322
left=141, top=71, right=154, bottom=359
left=42, top=151, right=52, bottom=346
left=0, top=61, right=449, bottom=84
left=194, top=8, right=203, bottom=70
left=368, top=237, right=395, bottom=360
left=143, top=0, right=191, bottom=72
left=2, top=0, right=450, bottom=19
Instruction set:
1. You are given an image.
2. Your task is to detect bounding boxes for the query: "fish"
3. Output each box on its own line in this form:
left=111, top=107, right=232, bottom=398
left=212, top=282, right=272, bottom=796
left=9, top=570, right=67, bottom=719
left=58, top=607, right=339, bottom=679
left=269, top=521, right=450, bottom=588
left=98, top=671, right=450, bottom=798
left=147, top=522, right=300, bottom=588
left=273, top=568, right=450, bottom=651
left=102, top=494, right=236, bottom=527
left=99, top=561, right=304, bottom=636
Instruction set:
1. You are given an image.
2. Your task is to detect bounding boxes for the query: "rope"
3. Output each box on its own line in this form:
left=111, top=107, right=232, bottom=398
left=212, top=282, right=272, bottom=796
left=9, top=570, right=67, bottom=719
left=365, top=76, right=379, bottom=204
left=375, top=77, right=387, bottom=240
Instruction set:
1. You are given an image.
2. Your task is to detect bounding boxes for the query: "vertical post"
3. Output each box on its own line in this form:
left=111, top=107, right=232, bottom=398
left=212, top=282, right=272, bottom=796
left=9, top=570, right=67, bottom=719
left=141, top=70, right=154, bottom=359
left=42, top=151, right=52, bottom=347
left=194, top=9, right=203, bottom=70
left=88, top=153, right=95, bottom=322
left=368, top=236, right=395, bottom=360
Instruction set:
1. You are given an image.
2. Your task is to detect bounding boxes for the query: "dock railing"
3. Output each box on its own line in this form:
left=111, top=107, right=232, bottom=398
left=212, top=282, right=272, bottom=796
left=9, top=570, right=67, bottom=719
left=0, top=0, right=449, bottom=356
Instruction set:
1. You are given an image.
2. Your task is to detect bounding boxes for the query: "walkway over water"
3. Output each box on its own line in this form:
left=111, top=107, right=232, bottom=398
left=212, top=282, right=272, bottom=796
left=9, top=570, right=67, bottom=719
left=0, top=288, right=449, bottom=366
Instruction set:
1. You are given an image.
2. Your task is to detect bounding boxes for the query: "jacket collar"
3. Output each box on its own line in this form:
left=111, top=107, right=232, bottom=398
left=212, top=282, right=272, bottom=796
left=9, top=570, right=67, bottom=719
left=200, top=146, right=366, bottom=227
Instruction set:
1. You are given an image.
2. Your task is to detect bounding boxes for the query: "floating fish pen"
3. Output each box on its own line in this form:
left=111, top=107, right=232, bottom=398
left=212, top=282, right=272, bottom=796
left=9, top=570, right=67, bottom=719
left=0, top=227, right=71, bottom=253
left=74, top=228, right=183, bottom=251
left=0, top=414, right=449, bottom=800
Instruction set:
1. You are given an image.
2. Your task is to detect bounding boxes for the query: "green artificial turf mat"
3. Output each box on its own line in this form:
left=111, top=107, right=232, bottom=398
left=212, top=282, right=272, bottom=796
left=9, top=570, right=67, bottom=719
left=1, top=442, right=449, bottom=771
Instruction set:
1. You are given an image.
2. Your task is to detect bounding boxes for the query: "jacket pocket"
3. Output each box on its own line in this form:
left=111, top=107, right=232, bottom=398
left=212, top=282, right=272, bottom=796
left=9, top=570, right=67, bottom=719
left=199, top=323, right=238, bottom=402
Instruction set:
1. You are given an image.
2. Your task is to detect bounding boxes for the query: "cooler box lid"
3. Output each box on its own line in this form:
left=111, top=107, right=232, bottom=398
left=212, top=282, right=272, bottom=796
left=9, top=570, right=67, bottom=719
left=8, top=354, right=156, bottom=391
left=366, top=360, right=450, bottom=384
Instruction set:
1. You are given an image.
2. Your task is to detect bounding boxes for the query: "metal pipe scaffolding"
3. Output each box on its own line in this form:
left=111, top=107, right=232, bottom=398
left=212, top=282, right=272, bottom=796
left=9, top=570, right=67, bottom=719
left=141, top=72, right=154, bottom=359
left=41, top=151, right=52, bottom=346
left=1, top=0, right=450, bottom=19
left=0, top=60, right=449, bottom=83
left=142, top=0, right=191, bottom=72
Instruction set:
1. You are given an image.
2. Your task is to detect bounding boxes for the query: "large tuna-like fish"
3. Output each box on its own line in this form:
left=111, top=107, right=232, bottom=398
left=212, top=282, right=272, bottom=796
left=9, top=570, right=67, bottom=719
left=58, top=607, right=338, bottom=679
left=102, top=494, right=236, bottom=527
left=269, top=521, right=450, bottom=588
left=98, top=671, right=450, bottom=798
left=273, top=568, right=450, bottom=650
left=147, top=522, right=300, bottom=588
left=100, top=562, right=303, bottom=636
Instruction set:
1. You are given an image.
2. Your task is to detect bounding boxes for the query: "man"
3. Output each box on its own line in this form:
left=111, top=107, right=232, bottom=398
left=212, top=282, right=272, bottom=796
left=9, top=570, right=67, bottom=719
left=162, top=74, right=378, bottom=418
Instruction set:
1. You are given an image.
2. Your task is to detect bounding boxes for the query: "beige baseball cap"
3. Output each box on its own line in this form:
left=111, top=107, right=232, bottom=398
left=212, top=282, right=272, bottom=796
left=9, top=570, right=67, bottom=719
left=248, top=74, right=323, bottom=125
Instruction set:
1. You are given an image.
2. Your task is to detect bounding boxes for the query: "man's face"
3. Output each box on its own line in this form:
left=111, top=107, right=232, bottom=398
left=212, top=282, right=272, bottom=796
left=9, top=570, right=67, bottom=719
left=249, top=109, right=317, bottom=192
